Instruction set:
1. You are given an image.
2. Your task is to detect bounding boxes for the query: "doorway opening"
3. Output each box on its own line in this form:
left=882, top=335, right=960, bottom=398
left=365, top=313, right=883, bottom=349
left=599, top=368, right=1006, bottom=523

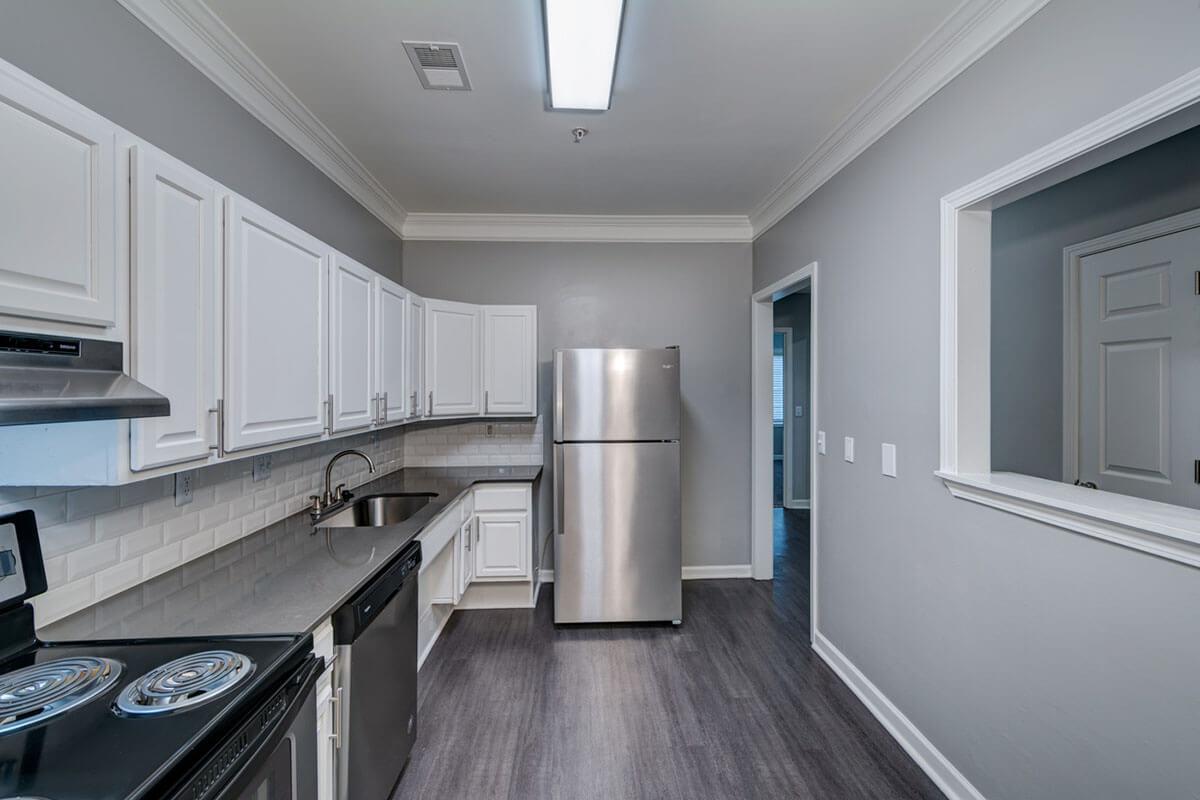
left=751, top=262, right=818, bottom=634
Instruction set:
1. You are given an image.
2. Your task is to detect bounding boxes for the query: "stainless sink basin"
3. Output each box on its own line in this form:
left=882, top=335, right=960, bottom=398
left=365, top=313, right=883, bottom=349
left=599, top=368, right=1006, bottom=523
left=314, top=492, right=435, bottom=528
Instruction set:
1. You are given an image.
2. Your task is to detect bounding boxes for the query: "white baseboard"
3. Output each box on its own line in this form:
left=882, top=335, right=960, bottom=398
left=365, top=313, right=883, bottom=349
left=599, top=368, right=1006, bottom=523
left=813, top=631, right=986, bottom=800
left=784, top=498, right=811, bottom=510
left=682, top=564, right=753, bottom=579
left=538, top=564, right=753, bottom=583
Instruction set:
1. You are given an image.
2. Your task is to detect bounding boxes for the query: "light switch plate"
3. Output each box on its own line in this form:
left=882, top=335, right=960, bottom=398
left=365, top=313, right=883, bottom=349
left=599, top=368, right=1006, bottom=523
left=844, top=436, right=855, bottom=463
left=794, top=405, right=804, bottom=418
left=882, top=443, right=897, bottom=477
left=174, top=470, right=195, bottom=507
left=252, top=454, right=273, bottom=483
left=817, top=431, right=826, bottom=455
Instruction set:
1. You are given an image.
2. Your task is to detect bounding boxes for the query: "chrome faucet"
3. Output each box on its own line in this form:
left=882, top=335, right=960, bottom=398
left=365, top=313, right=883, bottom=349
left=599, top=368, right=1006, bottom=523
left=310, top=449, right=376, bottom=517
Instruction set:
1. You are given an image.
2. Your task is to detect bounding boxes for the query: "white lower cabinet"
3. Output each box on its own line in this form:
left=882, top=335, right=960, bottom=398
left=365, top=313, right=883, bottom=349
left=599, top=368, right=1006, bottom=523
left=316, top=665, right=337, bottom=800
left=474, top=512, right=529, bottom=580
left=458, top=515, right=475, bottom=597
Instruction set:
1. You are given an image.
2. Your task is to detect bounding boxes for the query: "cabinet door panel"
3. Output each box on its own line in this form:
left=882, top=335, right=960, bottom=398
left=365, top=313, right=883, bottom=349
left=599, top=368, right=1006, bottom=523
left=458, top=517, right=475, bottom=596
left=130, top=145, right=218, bottom=470
left=0, top=68, right=115, bottom=326
left=330, top=254, right=375, bottom=433
left=376, top=278, right=407, bottom=424
left=224, top=196, right=328, bottom=451
left=484, top=306, right=536, bottom=415
left=406, top=294, right=425, bottom=419
left=426, top=299, right=481, bottom=416
left=474, top=512, right=528, bottom=580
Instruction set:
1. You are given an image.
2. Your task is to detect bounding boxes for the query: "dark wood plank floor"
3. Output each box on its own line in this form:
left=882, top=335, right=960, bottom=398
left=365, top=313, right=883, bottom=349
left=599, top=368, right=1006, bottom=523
left=393, top=509, right=944, bottom=799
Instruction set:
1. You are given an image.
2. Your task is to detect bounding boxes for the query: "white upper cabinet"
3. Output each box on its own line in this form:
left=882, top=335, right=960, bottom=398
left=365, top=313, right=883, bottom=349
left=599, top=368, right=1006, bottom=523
left=129, top=145, right=219, bottom=470
left=425, top=299, right=482, bottom=417
left=483, top=306, right=537, bottom=416
left=0, top=66, right=115, bottom=327
left=406, top=294, right=425, bottom=420
left=224, top=196, right=329, bottom=452
left=375, top=277, right=407, bottom=425
left=329, top=253, right=376, bottom=433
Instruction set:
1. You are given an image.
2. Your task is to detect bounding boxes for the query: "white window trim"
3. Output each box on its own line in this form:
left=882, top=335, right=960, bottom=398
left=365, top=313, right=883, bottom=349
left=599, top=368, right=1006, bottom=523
left=939, top=66, right=1200, bottom=569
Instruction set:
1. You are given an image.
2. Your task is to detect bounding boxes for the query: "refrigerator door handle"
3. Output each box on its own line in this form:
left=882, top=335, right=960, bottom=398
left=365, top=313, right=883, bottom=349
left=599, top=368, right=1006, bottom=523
left=554, top=444, right=565, bottom=535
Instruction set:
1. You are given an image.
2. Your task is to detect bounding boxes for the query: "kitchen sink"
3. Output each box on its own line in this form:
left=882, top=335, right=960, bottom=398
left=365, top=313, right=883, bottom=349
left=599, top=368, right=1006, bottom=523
left=314, top=492, right=435, bottom=528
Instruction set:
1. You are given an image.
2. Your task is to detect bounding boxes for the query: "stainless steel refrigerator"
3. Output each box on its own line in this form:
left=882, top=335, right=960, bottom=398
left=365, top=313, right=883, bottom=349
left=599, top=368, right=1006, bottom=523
left=553, top=347, right=682, bottom=624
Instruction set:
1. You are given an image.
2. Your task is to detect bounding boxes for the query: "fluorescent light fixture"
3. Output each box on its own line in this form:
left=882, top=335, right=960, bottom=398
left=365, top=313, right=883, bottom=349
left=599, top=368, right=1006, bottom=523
left=544, top=0, right=624, bottom=111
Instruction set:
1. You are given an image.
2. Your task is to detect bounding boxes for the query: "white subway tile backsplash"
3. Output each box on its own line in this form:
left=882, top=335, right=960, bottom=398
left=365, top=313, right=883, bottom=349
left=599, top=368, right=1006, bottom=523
left=39, top=518, right=93, bottom=558
left=95, top=559, right=142, bottom=597
left=67, top=486, right=120, bottom=521
left=120, top=525, right=163, bottom=559
left=94, top=505, right=142, bottom=541
left=403, top=416, right=544, bottom=468
left=67, top=540, right=119, bottom=581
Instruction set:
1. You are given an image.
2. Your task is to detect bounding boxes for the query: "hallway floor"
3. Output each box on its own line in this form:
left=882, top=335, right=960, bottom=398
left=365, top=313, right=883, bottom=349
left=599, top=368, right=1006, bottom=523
left=393, top=509, right=943, bottom=799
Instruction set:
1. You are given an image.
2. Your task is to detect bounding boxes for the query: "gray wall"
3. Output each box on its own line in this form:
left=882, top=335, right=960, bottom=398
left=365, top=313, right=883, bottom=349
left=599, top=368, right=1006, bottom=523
left=773, top=291, right=811, bottom=503
left=991, top=123, right=1200, bottom=481
left=402, top=241, right=753, bottom=570
left=0, top=0, right=401, bottom=280
left=753, top=1, right=1200, bottom=797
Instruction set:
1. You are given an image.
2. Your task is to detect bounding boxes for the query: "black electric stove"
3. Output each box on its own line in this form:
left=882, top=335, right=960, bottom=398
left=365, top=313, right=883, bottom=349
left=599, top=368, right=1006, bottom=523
left=0, top=509, right=319, bottom=800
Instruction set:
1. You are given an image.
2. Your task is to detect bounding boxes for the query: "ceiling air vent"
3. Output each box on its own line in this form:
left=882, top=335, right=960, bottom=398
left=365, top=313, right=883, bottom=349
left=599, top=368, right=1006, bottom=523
left=403, top=42, right=471, bottom=91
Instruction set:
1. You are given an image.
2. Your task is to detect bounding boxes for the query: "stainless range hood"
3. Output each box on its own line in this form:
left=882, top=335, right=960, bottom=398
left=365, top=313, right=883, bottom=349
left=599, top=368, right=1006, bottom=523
left=0, top=331, right=170, bottom=425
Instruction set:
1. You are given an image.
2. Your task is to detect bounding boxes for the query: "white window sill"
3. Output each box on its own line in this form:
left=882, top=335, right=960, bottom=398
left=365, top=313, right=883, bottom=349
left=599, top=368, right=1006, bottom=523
left=936, top=470, right=1200, bottom=569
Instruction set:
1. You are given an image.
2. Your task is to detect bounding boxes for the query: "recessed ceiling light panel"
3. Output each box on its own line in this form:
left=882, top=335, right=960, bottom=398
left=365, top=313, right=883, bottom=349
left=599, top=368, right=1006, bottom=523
left=403, top=42, right=471, bottom=91
left=544, top=0, right=624, bottom=111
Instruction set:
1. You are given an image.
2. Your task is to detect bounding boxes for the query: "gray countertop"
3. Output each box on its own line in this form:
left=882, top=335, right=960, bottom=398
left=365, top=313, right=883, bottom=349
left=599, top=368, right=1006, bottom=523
left=40, top=465, right=541, bottom=642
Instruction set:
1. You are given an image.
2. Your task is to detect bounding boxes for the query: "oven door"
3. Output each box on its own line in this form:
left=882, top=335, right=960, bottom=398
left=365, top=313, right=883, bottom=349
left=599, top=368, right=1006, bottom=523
left=167, top=655, right=322, bottom=800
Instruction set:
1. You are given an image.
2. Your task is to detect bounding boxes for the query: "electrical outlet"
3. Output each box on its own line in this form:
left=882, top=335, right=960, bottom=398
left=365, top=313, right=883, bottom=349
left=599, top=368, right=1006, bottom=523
left=486, top=423, right=495, bottom=437
left=843, top=436, right=855, bottom=463
left=174, top=470, right=196, bottom=507
left=817, top=430, right=826, bottom=455
left=252, top=454, right=273, bottom=483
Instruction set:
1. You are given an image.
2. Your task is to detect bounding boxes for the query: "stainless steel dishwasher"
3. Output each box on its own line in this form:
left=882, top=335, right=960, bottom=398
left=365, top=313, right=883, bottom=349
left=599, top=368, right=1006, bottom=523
left=332, top=539, right=422, bottom=800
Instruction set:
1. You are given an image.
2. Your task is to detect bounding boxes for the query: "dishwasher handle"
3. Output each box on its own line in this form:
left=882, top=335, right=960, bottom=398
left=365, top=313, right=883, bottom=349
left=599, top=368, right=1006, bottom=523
left=332, top=540, right=422, bottom=645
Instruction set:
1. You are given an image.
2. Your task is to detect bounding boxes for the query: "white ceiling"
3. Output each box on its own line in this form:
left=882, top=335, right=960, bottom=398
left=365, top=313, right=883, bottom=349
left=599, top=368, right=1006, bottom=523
left=203, top=0, right=959, bottom=217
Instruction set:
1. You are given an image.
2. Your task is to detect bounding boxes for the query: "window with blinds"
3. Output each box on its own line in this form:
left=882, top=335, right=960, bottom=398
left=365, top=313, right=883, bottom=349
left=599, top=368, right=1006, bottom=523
left=773, top=351, right=785, bottom=424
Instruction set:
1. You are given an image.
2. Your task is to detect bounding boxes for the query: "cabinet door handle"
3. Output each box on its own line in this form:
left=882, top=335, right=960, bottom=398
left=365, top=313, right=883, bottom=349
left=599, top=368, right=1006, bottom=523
left=329, top=686, right=342, bottom=750
left=484, top=389, right=488, bottom=414
left=324, top=394, right=334, bottom=433
left=208, top=399, right=225, bottom=458
left=381, top=392, right=388, bottom=423
left=428, top=391, right=433, bottom=415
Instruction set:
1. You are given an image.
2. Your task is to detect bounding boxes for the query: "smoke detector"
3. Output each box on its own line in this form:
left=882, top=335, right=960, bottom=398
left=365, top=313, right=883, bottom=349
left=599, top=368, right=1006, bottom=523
left=403, top=42, right=471, bottom=91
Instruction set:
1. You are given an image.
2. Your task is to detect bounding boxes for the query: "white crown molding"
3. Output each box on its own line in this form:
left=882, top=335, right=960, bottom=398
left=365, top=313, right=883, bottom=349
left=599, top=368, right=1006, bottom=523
left=117, top=0, right=407, bottom=237
left=403, top=213, right=753, bottom=243
left=749, top=0, right=1051, bottom=238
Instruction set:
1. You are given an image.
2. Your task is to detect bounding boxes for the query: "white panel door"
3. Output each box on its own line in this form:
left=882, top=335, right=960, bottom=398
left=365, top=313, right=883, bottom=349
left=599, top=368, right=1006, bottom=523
left=425, top=299, right=482, bottom=417
left=129, top=145, right=219, bottom=470
left=329, top=253, right=375, bottom=433
left=1078, top=227, right=1200, bottom=506
left=406, top=294, right=425, bottom=420
left=458, top=516, right=475, bottom=596
left=0, top=67, right=115, bottom=326
left=224, top=196, right=329, bottom=451
left=474, top=512, right=529, bottom=580
left=376, top=277, right=407, bottom=424
left=483, top=305, right=537, bottom=415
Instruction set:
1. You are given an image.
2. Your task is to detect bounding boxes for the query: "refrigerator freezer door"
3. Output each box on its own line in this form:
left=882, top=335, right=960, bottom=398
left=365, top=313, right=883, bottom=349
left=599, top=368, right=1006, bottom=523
left=554, top=442, right=681, bottom=623
left=554, top=348, right=680, bottom=442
